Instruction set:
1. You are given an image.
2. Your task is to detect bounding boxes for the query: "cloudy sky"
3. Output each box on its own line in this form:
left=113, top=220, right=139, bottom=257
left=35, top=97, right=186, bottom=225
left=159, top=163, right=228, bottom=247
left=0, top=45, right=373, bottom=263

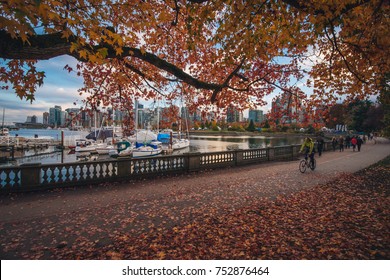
left=0, top=56, right=84, bottom=124
left=1, top=55, right=277, bottom=125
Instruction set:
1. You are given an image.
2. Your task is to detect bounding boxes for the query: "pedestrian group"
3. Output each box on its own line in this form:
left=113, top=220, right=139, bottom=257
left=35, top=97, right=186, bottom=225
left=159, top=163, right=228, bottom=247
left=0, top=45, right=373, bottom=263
left=330, top=134, right=366, bottom=153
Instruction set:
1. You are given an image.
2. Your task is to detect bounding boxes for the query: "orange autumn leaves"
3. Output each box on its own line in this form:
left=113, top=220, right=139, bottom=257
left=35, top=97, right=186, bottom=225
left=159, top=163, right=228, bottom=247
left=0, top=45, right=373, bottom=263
left=1, top=157, right=388, bottom=260
left=1, top=0, right=389, bottom=117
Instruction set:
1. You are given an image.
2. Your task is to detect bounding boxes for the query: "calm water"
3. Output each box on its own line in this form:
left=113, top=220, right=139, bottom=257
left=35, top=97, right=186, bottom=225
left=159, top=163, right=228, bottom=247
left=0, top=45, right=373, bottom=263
left=9, top=128, right=89, bottom=142
left=2, top=129, right=305, bottom=166
left=189, top=135, right=303, bottom=153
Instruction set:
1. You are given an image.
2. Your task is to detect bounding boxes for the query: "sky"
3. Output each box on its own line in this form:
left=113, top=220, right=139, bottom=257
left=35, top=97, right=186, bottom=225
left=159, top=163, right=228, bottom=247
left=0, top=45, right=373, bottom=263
left=0, top=56, right=84, bottom=124
left=0, top=55, right=276, bottom=125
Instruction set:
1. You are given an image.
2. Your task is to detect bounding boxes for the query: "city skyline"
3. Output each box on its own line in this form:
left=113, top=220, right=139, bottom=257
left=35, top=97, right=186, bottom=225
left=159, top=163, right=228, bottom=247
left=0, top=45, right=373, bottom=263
left=0, top=56, right=83, bottom=124
left=1, top=56, right=274, bottom=124
left=10, top=103, right=266, bottom=127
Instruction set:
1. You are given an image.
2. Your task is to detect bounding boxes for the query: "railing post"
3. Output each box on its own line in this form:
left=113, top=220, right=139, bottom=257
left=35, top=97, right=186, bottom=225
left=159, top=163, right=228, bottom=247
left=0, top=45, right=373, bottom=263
left=20, top=163, right=41, bottom=188
left=184, top=152, right=201, bottom=171
left=117, top=158, right=131, bottom=178
left=325, top=141, right=330, bottom=151
left=235, top=149, right=244, bottom=166
left=292, top=145, right=299, bottom=159
left=268, top=147, right=275, bottom=161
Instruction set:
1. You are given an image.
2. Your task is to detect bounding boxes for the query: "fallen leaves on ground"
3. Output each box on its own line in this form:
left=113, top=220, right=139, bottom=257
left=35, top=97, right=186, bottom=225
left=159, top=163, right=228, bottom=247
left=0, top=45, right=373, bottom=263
left=0, top=161, right=389, bottom=260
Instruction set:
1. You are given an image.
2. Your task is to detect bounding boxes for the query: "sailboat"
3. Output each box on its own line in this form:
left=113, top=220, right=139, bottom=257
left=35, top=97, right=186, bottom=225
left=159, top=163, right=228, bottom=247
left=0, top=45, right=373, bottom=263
left=0, top=127, right=9, bottom=136
left=129, top=101, right=162, bottom=158
left=172, top=137, right=190, bottom=150
left=132, top=140, right=162, bottom=157
left=0, top=108, right=9, bottom=136
left=158, top=101, right=190, bottom=151
left=158, top=129, right=189, bottom=150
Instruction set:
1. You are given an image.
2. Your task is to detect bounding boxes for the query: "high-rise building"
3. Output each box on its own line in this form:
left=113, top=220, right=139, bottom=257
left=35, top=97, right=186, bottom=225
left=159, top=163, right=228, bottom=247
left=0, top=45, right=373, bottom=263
left=271, top=95, right=304, bottom=125
left=49, top=105, right=62, bottom=126
left=248, top=109, right=264, bottom=123
left=190, top=108, right=202, bottom=122
left=226, top=106, right=241, bottom=123
left=42, top=112, right=49, bottom=124
left=26, top=115, right=37, bottom=123
left=60, top=111, right=67, bottom=126
left=65, top=108, right=81, bottom=127
left=80, top=110, right=91, bottom=128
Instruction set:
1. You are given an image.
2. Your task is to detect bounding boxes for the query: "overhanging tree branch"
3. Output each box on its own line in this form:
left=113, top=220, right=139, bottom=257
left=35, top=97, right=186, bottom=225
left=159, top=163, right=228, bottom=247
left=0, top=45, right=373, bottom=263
left=0, top=29, right=222, bottom=92
left=210, top=58, right=245, bottom=103
left=325, top=22, right=369, bottom=85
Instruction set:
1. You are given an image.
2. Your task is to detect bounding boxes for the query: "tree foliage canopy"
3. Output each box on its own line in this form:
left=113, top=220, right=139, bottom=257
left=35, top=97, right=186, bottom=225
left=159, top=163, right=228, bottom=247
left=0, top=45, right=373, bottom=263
left=0, top=0, right=389, bottom=115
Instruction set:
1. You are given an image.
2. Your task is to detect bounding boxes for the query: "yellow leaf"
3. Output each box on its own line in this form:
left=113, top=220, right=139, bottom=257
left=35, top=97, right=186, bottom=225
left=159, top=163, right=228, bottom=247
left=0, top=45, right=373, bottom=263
left=70, top=42, right=78, bottom=53
left=79, top=50, right=87, bottom=60
left=115, top=47, right=123, bottom=56
left=89, top=54, right=97, bottom=63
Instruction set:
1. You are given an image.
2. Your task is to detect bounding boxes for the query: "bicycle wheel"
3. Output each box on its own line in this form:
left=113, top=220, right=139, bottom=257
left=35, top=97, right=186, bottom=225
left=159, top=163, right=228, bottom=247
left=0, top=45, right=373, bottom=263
left=310, top=158, right=316, bottom=170
left=299, top=159, right=307, bottom=173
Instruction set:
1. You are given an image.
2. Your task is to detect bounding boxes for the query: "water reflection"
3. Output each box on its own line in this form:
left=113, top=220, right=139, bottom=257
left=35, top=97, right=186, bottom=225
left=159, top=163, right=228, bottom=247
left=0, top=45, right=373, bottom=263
left=188, top=135, right=304, bottom=153
left=1, top=135, right=305, bottom=166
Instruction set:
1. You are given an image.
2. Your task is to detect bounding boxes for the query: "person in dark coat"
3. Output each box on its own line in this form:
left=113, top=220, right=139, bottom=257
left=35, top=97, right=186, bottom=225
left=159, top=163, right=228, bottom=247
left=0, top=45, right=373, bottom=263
left=316, top=135, right=324, bottom=156
left=331, top=137, right=338, bottom=151
left=345, top=135, right=351, bottom=149
left=339, top=136, right=344, bottom=152
left=357, top=136, right=363, bottom=151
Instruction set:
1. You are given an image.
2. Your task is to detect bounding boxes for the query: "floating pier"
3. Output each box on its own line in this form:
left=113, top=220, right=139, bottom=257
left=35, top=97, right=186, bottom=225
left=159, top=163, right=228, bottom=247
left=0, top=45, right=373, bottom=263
left=0, top=136, right=62, bottom=162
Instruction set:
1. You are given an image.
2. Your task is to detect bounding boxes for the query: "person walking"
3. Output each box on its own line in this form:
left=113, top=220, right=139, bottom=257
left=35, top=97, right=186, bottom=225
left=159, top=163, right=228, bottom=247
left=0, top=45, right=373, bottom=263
left=345, top=135, right=351, bottom=149
left=339, top=136, right=344, bottom=152
left=351, top=136, right=357, bottom=151
left=331, top=137, right=338, bottom=152
left=357, top=136, right=363, bottom=151
left=316, top=135, right=324, bottom=157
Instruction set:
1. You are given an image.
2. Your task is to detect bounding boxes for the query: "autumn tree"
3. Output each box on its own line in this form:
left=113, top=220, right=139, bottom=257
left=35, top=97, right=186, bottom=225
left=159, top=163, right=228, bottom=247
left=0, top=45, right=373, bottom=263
left=362, top=104, right=384, bottom=133
left=325, top=103, right=347, bottom=129
left=345, top=100, right=373, bottom=132
left=160, top=105, right=180, bottom=129
left=1, top=0, right=389, bottom=120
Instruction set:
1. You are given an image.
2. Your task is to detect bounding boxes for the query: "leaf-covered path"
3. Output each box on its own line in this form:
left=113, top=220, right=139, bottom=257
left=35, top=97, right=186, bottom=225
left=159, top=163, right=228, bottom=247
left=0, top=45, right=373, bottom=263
left=0, top=139, right=389, bottom=259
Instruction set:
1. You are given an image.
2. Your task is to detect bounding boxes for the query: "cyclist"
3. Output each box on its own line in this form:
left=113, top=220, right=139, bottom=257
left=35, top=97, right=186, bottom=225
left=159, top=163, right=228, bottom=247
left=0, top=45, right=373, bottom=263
left=299, top=137, right=315, bottom=164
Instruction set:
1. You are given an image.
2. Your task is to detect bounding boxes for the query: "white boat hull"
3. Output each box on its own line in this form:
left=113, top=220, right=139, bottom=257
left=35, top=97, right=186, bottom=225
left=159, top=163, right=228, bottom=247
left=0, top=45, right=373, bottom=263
left=118, top=147, right=133, bottom=157
left=96, top=145, right=115, bottom=155
left=172, top=139, right=190, bottom=150
left=132, top=146, right=162, bottom=158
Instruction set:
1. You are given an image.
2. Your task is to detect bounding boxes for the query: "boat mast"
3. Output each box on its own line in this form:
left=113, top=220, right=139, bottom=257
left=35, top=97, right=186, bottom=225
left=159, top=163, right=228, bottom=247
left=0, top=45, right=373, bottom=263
left=1, top=108, right=4, bottom=132
left=157, top=99, right=159, bottom=132
left=94, top=111, right=97, bottom=139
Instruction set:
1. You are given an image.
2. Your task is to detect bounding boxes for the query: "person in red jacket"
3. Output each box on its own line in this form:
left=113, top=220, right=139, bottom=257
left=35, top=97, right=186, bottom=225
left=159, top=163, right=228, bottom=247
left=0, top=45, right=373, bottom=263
left=351, top=136, right=358, bottom=151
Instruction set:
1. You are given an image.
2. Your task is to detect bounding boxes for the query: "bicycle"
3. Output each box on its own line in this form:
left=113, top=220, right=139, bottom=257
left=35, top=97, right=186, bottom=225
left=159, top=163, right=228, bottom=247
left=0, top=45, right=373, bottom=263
left=299, top=156, right=316, bottom=173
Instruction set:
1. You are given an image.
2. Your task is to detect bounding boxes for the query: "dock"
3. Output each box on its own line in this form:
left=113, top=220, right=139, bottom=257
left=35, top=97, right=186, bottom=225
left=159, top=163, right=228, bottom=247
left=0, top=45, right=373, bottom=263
left=0, top=136, right=62, bottom=162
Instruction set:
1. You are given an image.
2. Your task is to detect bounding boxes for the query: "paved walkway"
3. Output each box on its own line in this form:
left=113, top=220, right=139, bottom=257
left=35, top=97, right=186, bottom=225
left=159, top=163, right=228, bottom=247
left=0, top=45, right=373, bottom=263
left=0, top=138, right=389, bottom=259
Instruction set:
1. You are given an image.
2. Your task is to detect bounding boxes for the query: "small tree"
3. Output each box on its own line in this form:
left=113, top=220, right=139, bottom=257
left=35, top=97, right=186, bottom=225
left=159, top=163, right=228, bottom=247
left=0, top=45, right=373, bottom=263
left=263, top=119, right=270, bottom=129
left=246, top=119, right=256, bottom=132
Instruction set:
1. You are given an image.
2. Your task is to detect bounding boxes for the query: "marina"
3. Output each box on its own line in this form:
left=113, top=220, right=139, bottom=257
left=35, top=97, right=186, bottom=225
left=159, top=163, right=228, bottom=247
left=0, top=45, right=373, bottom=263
left=0, top=128, right=306, bottom=166
left=0, top=141, right=319, bottom=193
